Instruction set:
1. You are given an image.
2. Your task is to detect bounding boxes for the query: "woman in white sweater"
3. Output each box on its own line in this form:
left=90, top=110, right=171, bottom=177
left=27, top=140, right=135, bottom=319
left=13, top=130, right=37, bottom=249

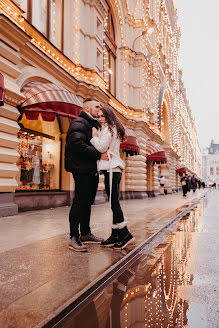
left=91, top=107, right=134, bottom=249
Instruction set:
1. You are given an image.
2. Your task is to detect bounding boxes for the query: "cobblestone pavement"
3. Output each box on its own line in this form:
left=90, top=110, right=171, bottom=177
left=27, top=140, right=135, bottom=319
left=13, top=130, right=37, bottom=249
left=0, top=189, right=206, bottom=327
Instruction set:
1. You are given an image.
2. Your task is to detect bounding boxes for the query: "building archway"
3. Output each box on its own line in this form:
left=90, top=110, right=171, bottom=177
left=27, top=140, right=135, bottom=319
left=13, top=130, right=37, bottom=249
left=15, top=73, right=82, bottom=209
left=17, top=67, right=58, bottom=91
left=160, top=101, right=169, bottom=142
left=158, top=88, right=172, bottom=144
left=104, top=0, right=125, bottom=47
left=158, top=88, right=173, bottom=192
left=17, top=81, right=62, bottom=193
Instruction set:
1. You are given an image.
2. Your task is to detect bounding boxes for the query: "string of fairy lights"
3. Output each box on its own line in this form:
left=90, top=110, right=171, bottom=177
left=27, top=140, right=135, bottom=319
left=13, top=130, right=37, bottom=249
left=0, top=0, right=201, bottom=177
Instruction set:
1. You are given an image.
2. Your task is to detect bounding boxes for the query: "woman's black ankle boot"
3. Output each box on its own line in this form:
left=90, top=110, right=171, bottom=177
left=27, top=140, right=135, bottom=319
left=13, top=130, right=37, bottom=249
left=100, top=228, right=119, bottom=247
left=113, top=226, right=134, bottom=250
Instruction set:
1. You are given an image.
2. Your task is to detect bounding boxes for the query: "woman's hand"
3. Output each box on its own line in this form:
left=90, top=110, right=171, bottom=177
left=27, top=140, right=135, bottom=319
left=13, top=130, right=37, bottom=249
left=92, top=127, right=98, bottom=137
left=101, top=151, right=109, bottom=161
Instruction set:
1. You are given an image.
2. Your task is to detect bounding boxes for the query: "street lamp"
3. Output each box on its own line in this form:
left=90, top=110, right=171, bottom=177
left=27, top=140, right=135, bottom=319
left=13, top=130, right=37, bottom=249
left=132, top=27, right=154, bottom=49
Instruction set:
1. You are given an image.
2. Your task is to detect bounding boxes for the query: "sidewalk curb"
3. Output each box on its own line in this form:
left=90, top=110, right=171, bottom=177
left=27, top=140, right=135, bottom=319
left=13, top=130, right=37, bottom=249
left=41, top=193, right=207, bottom=328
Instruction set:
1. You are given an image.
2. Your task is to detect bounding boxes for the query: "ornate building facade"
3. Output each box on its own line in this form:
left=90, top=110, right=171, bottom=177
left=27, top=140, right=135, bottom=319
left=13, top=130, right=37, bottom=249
left=202, top=140, right=219, bottom=187
left=0, top=0, right=201, bottom=216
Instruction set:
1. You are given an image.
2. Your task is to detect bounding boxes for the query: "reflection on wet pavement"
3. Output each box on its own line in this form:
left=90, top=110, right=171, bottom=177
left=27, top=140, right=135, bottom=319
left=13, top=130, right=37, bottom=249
left=59, top=204, right=205, bottom=327
left=0, top=191, right=207, bottom=328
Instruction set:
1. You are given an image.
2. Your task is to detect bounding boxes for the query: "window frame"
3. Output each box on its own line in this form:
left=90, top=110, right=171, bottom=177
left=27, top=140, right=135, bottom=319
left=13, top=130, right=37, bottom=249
left=26, top=0, right=64, bottom=51
left=103, top=7, right=117, bottom=96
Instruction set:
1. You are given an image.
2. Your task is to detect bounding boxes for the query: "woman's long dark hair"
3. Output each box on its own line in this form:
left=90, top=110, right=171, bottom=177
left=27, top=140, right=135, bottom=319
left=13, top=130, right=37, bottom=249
left=100, top=107, right=126, bottom=142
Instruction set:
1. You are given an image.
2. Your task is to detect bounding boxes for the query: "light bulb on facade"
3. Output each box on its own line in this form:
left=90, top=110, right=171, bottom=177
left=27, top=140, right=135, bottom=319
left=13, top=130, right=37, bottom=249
left=148, top=27, right=154, bottom=35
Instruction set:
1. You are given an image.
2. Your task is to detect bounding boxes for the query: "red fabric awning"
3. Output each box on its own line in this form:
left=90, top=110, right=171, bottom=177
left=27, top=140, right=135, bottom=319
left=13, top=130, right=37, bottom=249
left=147, top=151, right=167, bottom=164
left=176, top=161, right=186, bottom=174
left=120, top=128, right=140, bottom=156
left=146, top=140, right=167, bottom=164
left=0, top=73, right=5, bottom=106
left=120, top=136, right=140, bottom=155
left=176, top=167, right=186, bottom=174
left=19, top=82, right=82, bottom=121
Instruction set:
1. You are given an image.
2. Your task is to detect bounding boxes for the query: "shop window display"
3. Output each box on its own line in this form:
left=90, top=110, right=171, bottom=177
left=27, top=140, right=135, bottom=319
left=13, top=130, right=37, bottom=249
left=16, top=131, right=60, bottom=190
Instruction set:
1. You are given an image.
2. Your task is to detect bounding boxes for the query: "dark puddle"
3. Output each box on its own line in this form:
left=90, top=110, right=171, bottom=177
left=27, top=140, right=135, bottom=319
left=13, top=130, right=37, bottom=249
left=54, top=204, right=203, bottom=328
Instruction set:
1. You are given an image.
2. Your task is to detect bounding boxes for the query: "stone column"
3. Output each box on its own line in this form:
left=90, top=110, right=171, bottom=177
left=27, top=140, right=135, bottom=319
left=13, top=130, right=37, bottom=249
left=125, top=154, right=147, bottom=199
left=152, top=164, right=160, bottom=196
left=172, top=158, right=179, bottom=192
left=147, top=162, right=160, bottom=197
left=0, top=100, right=21, bottom=216
left=123, top=129, right=147, bottom=199
left=176, top=172, right=180, bottom=191
left=0, top=16, right=30, bottom=216
left=168, top=157, right=176, bottom=192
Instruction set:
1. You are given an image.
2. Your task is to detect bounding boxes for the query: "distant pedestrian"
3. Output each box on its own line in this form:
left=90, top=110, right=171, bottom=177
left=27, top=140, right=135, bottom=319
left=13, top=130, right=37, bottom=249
left=160, top=176, right=167, bottom=194
left=202, top=181, right=205, bottom=189
left=65, top=98, right=104, bottom=252
left=181, top=173, right=188, bottom=197
left=91, top=107, right=134, bottom=249
left=160, top=176, right=165, bottom=187
left=187, top=176, right=191, bottom=192
left=191, top=175, right=197, bottom=193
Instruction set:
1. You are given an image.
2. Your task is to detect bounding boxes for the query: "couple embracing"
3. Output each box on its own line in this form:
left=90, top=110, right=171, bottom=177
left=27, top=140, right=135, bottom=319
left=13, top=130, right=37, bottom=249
left=65, top=98, right=134, bottom=252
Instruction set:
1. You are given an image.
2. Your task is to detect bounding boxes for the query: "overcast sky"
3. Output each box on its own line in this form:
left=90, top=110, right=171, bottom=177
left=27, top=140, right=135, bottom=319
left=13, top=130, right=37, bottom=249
left=174, top=0, right=219, bottom=148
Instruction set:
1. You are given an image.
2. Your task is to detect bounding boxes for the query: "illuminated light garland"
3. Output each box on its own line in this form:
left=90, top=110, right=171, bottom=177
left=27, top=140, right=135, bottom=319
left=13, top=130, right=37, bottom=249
left=73, top=0, right=80, bottom=64
left=0, top=0, right=201, bottom=176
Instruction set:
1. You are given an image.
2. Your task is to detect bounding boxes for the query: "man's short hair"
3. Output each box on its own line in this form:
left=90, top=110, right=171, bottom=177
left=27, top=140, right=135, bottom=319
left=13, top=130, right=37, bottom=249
left=83, top=98, right=99, bottom=104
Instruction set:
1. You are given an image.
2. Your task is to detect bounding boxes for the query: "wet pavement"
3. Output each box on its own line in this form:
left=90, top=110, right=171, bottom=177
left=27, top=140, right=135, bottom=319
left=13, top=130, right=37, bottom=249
left=54, top=189, right=219, bottom=328
left=0, top=189, right=209, bottom=327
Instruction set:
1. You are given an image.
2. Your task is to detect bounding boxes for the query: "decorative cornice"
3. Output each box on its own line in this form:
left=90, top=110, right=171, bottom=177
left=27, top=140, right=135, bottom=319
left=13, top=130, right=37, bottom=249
left=82, top=0, right=108, bottom=19
left=5, top=91, right=24, bottom=106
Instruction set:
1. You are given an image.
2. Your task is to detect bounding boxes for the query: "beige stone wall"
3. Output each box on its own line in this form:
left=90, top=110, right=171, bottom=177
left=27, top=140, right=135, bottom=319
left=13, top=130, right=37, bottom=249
left=0, top=0, right=202, bottom=211
left=0, top=17, right=28, bottom=193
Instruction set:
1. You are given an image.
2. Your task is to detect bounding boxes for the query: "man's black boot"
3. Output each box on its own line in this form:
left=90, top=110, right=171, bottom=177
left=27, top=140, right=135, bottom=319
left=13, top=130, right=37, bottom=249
left=113, top=226, right=134, bottom=250
left=100, top=229, right=119, bottom=247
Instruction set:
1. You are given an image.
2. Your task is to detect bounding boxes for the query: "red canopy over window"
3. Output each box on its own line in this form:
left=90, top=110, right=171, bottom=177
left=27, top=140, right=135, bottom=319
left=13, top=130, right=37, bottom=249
left=146, top=140, right=167, bottom=164
left=19, top=82, right=82, bottom=121
left=120, top=128, right=140, bottom=156
left=0, top=73, right=5, bottom=106
left=176, top=162, right=186, bottom=174
left=176, top=167, right=186, bottom=174
left=147, top=151, right=167, bottom=163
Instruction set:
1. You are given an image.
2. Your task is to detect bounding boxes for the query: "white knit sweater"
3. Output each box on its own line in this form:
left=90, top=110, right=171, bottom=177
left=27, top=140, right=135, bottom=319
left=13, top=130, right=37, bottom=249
left=90, top=124, right=125, bottom=172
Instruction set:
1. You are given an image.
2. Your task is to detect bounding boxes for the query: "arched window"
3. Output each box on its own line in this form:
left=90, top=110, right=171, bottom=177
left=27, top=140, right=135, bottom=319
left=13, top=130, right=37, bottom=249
left=16, top=0, right=64, bottom=51
left=103, top=2, right=117, bottom=96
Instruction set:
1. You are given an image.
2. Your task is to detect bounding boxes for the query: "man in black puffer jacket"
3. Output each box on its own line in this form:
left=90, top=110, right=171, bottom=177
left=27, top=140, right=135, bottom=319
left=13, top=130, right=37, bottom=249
left=65, top=98, right=104, bottom=252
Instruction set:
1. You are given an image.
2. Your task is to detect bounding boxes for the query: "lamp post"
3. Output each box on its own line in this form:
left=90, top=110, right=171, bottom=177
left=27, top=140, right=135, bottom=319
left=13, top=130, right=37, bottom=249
left=132, top=27, right=154, bottom=49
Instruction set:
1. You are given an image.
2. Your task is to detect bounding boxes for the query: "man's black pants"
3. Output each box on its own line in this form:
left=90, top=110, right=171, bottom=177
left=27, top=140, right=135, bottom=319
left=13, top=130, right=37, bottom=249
left=69, top=173, right=99, bottom=238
